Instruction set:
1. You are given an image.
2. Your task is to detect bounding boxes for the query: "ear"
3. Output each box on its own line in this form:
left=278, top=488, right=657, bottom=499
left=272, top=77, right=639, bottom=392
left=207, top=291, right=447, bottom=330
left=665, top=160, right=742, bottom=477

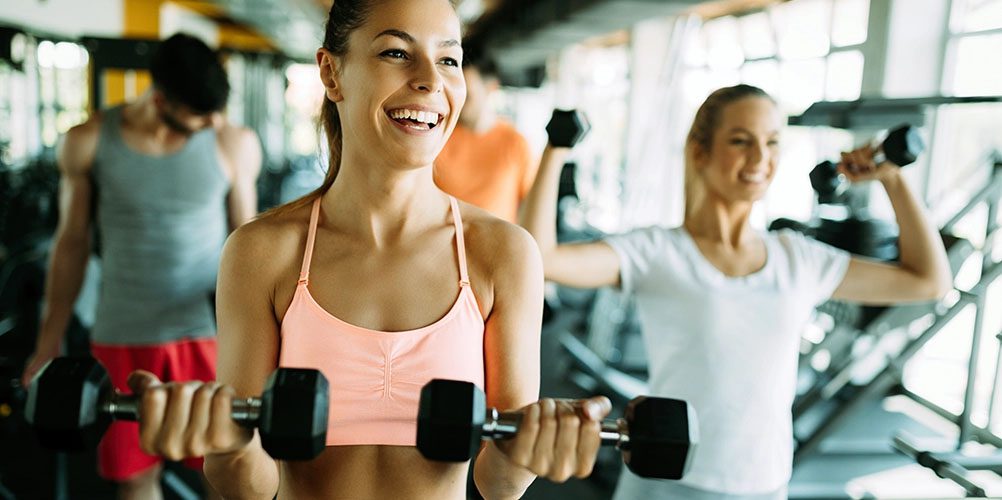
left=316, top=48, right=343, bottom=102
left=688, top=141, right=708, bottom=169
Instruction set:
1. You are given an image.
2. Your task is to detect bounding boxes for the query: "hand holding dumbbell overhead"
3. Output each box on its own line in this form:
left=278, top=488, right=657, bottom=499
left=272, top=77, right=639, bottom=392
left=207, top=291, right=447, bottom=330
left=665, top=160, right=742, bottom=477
left=836, top=132, right=918, bottom=182
left=810, top=124, right=925, bottom=200
left=25, top=357, right=328, bottom=461
left=546, top=109, right=591, bottom=149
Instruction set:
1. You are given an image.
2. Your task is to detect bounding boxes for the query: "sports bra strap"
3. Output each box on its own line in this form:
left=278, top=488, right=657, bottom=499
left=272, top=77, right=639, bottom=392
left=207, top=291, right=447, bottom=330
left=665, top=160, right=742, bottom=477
left=300, top=196, right=467, bottom=287
left=448, top=196, right=470, bottom=286
left=299, top=197, right=322, bottom=285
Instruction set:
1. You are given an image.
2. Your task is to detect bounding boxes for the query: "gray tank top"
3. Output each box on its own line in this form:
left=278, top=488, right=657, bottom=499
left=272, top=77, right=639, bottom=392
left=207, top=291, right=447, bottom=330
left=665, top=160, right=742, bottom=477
left=90, top=105, right=230, bottom=345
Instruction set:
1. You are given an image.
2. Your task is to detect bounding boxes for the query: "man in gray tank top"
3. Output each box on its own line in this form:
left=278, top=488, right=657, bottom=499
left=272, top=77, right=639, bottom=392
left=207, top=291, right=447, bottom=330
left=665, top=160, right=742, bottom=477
left=21, top=33, right=261, bottom=499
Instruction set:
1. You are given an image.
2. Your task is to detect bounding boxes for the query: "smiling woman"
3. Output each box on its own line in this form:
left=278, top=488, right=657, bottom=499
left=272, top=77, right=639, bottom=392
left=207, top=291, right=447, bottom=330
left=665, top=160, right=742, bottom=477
left=115, top=0, right=614, bottom=499
left=519, top=82, right=952, bottom=500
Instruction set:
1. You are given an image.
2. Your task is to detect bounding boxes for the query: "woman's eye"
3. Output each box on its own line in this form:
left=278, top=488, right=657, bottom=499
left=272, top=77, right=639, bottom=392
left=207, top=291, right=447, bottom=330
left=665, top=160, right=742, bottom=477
left=381, top=49, right=408, bottom=60
left=441, top=57, right=459, bottom=67
left=729, top=138, right=749, bottom=145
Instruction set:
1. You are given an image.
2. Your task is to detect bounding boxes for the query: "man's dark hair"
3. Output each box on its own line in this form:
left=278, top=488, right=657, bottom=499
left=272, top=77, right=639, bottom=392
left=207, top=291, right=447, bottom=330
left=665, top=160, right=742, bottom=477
left=462, top=44, right=499, bottom=80
left=150, top=33, right=230, bottom=113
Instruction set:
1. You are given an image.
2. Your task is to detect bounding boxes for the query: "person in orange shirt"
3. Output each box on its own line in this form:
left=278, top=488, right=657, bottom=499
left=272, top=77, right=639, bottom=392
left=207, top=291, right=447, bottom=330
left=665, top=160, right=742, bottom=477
left=435, top=54, right=536, bottom=223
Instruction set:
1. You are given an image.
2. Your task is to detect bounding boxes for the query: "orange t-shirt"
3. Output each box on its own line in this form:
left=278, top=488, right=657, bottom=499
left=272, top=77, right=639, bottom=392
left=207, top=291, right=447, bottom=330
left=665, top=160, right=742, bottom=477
left=434, top=121, right=536, bottom=223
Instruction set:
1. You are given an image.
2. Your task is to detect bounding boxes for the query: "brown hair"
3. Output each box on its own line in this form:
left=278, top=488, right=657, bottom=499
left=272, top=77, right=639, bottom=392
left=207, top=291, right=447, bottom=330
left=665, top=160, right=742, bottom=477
left=684, top=84, right=774, bottom=218
left=268, top=0, right=458, bottom=217
left=267, top=1, right=378, bottom=216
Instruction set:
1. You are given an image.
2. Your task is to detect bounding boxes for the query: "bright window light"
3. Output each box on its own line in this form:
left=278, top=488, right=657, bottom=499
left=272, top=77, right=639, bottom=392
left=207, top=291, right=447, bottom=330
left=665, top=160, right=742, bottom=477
left=703, top=16, right=744, bottom=70
left=950, top=33, right=1002, bottom=96
left=772, top=0, right=832, bottom=60
left=831, top=0, right=870, bottom=47
left=951, top=0, right=1002, bottom=33
left=739, top=12, right=776, bottom=59
left=779, top=57, right=826, bottom=114
left=825, top=50, right=864, bottom=101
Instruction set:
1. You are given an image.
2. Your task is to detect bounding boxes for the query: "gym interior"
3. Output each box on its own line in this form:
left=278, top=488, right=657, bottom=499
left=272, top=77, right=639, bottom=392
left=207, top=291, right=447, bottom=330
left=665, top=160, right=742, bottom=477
left=1, top=0, right=1001, bottom=498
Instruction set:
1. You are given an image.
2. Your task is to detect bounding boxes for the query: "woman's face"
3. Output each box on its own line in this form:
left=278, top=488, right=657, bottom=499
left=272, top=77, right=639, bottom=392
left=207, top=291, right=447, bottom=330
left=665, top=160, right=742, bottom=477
left=696, top=97, right=782, bottom=205
left=320, top=0, right=465, bottom=170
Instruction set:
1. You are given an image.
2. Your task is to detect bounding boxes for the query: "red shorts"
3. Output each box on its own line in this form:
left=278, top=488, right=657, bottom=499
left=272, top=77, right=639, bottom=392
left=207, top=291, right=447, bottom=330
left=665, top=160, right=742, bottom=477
left=90, top=338, right=217, bottom=481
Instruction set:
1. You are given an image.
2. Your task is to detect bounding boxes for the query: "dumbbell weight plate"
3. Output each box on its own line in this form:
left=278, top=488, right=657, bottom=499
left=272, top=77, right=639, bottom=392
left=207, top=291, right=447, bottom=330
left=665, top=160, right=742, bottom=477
left=24, top=356, right=112, bottom=450
left=623, top=396, right=698, bottom=480
left=546, top=110, right=591, bottom=149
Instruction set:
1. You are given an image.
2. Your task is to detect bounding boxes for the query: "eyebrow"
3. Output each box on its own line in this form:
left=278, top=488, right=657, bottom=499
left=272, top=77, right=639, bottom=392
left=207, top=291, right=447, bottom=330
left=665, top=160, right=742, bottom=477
left=374, top=29, right=460, bottom=48
left=727, top=127, right=779, bottom=136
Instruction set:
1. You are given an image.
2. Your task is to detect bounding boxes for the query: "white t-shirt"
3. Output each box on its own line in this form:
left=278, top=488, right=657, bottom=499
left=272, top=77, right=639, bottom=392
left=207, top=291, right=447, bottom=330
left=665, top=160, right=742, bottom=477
left=605, top=227, right=850, bottom=494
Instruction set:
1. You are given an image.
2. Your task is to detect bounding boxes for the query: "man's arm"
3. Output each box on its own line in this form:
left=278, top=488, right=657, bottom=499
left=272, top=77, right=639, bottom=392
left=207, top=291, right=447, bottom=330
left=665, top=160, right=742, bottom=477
left=218, top=126, right=262, bottom=231
left=22, top=119, right=100, bottom=386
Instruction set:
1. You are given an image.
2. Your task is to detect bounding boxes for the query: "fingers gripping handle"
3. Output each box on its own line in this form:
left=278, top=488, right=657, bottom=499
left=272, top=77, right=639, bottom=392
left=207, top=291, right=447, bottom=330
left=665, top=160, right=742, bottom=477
left=484, top=409, right=630, bottom=449
left=102, top=394, right=262, bottom=425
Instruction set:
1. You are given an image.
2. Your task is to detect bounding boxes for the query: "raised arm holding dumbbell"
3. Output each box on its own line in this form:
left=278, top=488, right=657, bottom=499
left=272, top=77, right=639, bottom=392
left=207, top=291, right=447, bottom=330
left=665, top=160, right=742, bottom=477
left=810, top=124, right=924, bottom=204
left=519, top=109, right=609, bottom=287
left=820, top=127, right=952, bottom=304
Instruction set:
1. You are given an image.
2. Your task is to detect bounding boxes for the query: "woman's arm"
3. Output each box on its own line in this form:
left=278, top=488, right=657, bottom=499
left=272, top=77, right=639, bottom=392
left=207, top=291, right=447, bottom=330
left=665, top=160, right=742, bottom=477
left=126, top=221, right=283, bottom=499
left=201, top=222, right=284, bottom=498
left=831, top=148, right=952, bottom=304
left=472, top=224, right=610, bottom=499
left=519, top=143, right=621, bottom=289
left=473, top=224, right=543, bottom=499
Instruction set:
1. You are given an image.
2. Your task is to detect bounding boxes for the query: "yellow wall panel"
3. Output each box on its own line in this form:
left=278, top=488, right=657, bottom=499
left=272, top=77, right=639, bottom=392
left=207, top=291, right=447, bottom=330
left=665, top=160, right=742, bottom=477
left=124, top=0, right=166, bottom=38
left=134, top=70, right=153, bottom=97
left=103, top=70, right=127, bottom=108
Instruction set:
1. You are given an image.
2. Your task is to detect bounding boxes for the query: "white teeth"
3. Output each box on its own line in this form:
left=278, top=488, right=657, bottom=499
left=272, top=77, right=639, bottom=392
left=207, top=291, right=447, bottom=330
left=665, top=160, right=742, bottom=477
left=740, top=172, right=766, bottom=183
left=389, top=109, right=439, bottom=125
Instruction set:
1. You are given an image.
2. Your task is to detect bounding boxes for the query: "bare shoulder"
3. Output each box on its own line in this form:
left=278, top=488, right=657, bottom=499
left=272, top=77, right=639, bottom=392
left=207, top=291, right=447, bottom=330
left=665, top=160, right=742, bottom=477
left=58, top=113, right=103, bottom=174
left=217, top=123, right=258, bottom=149
left=222, top=204, right=312, bottom=284
left=460, top=202, right=541, bottom=278
left=216, top=123, right=262, bottom=171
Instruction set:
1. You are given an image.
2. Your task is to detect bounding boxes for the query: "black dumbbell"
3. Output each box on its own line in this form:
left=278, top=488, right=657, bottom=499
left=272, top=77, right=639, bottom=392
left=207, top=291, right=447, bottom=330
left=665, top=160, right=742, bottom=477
left=24, top=356, right=329, bottom=460
left=546, top=109, right=591, bottom=148
left=810, top=124, right=925, bottom=203
left=416, top=379, right=698, bottom=480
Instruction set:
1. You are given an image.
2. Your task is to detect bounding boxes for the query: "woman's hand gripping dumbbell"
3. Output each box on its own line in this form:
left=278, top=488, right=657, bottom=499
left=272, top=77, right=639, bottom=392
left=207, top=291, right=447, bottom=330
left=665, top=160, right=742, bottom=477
left=25, top=356, right=329, bottom=460
left=416, top=379, right=698, bottom=480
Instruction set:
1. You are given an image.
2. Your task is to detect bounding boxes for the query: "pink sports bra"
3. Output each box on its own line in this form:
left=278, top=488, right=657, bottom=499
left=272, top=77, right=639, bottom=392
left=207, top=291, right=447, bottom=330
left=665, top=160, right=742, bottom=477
left=278, top=196, right=486, bottom=446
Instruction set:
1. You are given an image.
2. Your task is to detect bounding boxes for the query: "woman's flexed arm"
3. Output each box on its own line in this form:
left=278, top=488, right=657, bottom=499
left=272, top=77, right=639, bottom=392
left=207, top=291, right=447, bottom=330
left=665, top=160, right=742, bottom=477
left=832, top=147, right=952, bottom=304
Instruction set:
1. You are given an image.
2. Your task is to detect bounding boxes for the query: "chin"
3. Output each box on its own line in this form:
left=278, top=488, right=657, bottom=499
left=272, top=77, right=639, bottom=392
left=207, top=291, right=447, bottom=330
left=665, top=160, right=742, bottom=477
left=399, top=153, right=438, bottom=169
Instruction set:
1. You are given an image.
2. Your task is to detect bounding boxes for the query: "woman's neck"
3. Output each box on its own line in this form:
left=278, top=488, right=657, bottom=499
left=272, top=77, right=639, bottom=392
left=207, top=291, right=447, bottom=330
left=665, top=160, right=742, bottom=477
left=321, top=155, right=447, bottom=248
left=683, top=198, right=756, bottom=249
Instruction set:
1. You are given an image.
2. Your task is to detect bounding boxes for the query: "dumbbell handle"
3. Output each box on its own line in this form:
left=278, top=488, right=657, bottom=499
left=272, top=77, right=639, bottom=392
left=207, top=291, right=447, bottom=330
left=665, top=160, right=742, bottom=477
left=483, top=408, right=630, bottom=449
left=102, top=393, right=262, bottom=424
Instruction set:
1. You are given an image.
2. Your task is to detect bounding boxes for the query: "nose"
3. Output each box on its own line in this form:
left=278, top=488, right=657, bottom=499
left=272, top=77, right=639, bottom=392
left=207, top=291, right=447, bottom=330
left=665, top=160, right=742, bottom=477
left=410, top=56, right=443, bottom=94
left=749, top=139, right=769, bottom=168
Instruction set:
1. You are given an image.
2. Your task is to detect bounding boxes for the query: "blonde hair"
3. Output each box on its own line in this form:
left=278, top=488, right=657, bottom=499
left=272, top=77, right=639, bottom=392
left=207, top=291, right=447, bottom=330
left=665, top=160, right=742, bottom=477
left=684, top=84, right=774, bottom=218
